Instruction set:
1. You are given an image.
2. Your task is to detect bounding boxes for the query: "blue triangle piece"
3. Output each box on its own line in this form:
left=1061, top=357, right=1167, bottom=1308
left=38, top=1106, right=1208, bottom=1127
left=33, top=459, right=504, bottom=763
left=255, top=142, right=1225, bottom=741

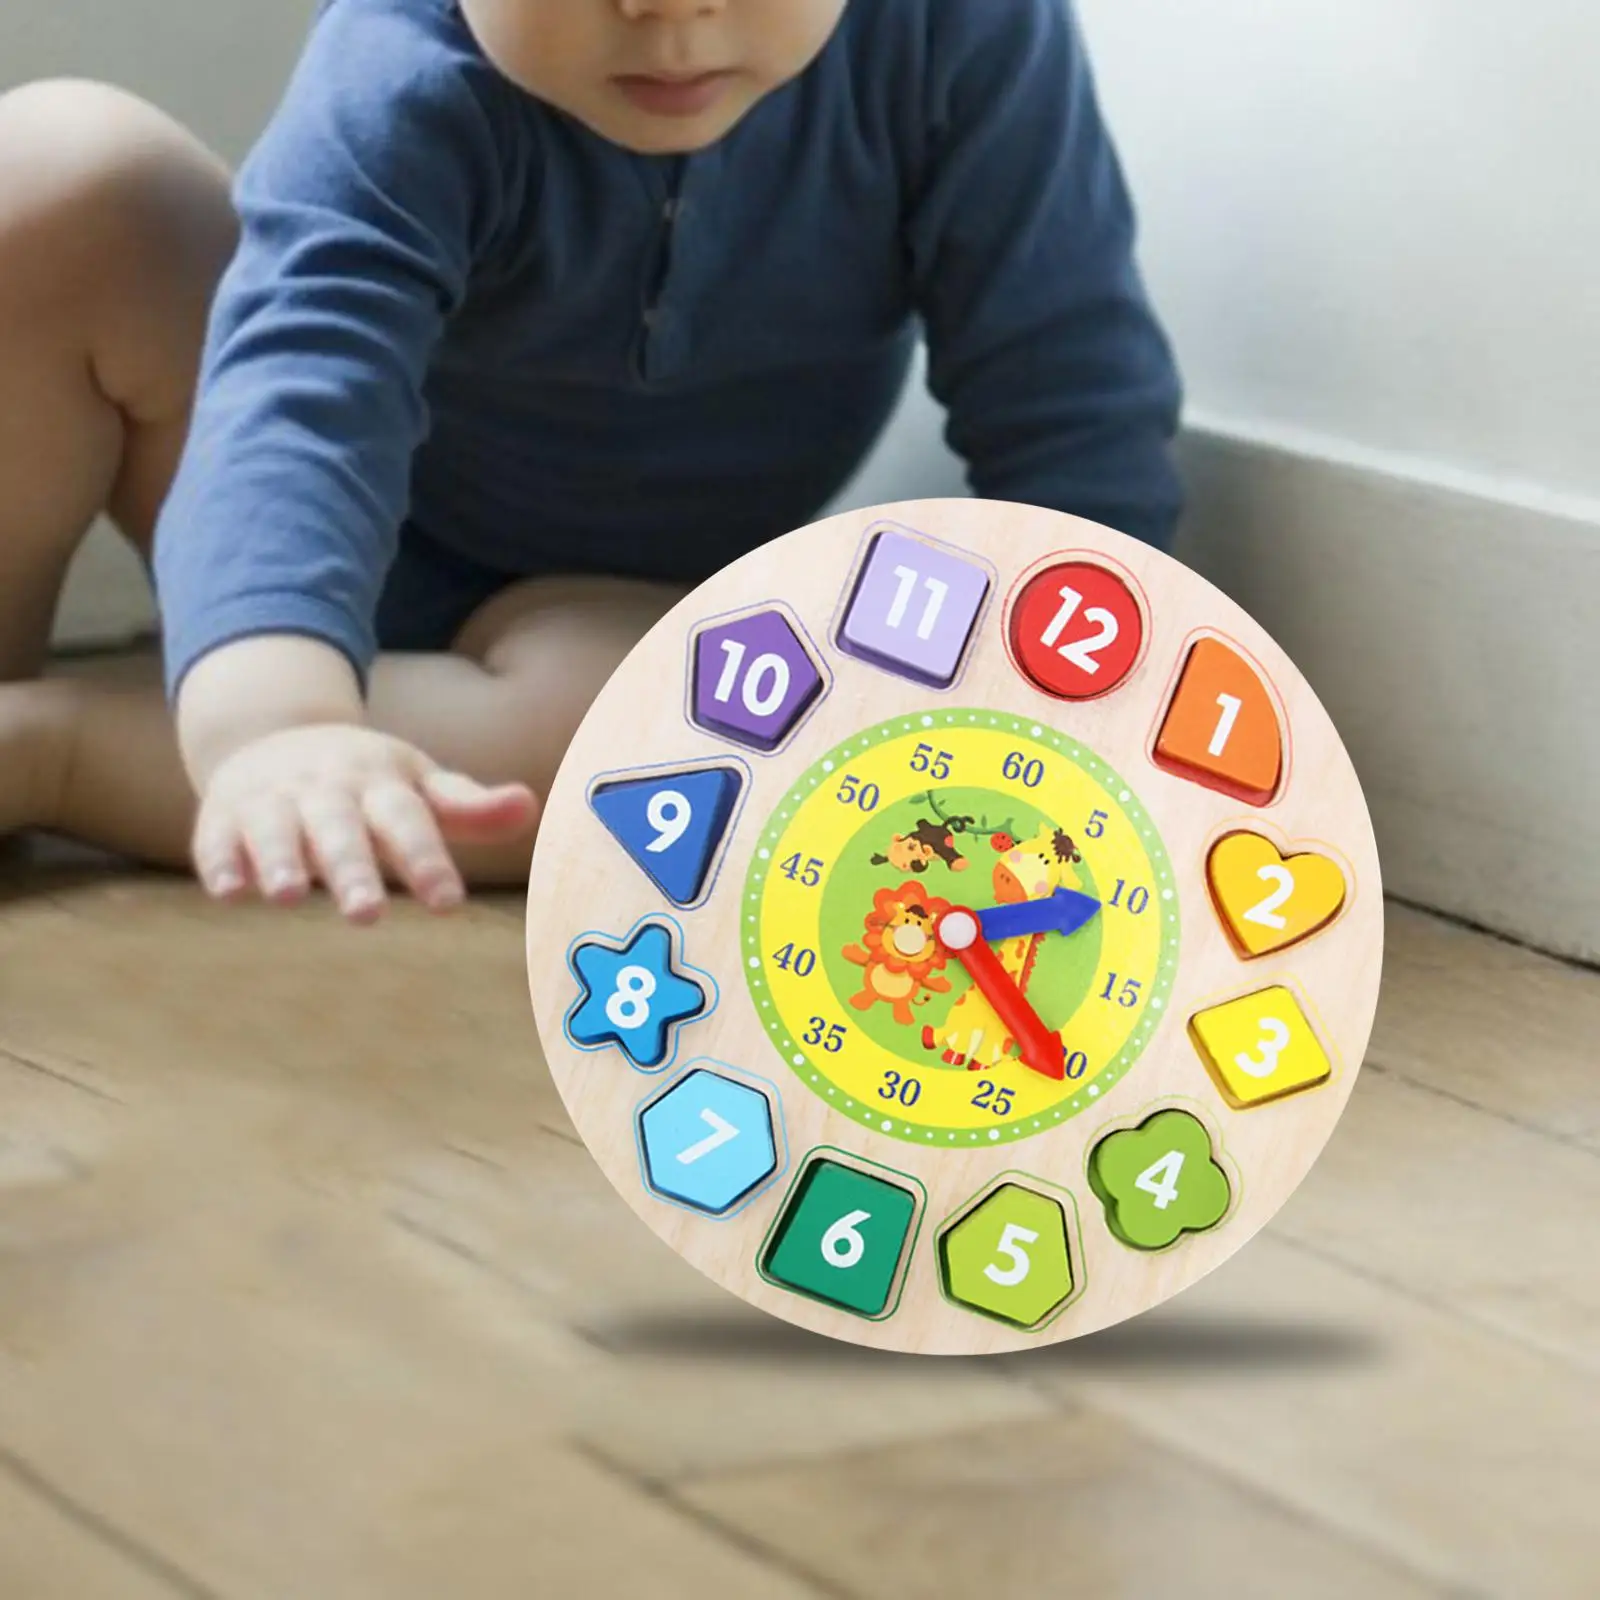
left=591, top=766, right=743, bottom=906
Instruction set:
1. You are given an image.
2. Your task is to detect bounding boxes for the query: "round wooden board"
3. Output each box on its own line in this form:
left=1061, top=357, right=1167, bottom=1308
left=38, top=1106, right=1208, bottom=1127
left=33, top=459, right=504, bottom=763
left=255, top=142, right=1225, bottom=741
left=525, top=498, right=1383, bottom=1354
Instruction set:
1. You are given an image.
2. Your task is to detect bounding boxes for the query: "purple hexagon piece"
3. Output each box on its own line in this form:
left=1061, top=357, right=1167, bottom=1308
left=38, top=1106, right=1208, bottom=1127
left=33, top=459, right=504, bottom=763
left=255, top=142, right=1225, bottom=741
left=692, top=609, right=824, bottom=752
left=837, top=528, right=990, bottom=688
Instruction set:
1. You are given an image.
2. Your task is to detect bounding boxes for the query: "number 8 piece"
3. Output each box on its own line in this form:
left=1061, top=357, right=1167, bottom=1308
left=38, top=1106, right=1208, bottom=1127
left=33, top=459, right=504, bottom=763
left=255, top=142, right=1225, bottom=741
left=525, top=498, right=1383, bottom=1353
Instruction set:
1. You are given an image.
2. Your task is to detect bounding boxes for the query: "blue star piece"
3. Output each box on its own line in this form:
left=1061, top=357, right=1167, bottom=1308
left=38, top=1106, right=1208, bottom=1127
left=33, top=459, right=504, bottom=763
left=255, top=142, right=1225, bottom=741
left=565, top=922, right=710, bottom=1071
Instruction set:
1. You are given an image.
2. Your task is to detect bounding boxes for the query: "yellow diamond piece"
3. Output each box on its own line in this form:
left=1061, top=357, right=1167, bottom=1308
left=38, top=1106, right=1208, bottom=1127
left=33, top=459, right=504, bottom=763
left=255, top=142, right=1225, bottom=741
left=1188, top=986, right=1333, bottom=1108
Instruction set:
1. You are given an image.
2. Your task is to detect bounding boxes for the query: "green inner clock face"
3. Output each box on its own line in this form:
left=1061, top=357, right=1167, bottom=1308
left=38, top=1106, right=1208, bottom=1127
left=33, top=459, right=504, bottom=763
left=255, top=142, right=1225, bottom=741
left=743, top=712, right=1182, bottom=1146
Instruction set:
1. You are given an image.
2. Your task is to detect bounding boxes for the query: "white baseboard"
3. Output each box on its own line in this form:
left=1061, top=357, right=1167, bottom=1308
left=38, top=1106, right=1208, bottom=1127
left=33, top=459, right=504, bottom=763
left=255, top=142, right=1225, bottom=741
left=1175, top=423, right=1600, bottom=966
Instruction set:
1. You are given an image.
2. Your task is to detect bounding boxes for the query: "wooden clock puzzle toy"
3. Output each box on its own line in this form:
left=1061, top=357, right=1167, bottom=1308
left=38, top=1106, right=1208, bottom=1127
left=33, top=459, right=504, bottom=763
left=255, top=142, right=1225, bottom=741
left=525, top=498, right=1383, bottom=1354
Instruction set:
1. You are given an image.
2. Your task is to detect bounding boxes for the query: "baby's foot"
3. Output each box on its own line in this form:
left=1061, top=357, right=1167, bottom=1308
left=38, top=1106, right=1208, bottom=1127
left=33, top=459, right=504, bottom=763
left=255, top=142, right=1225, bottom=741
left=0, top=681, right=70, bottom=837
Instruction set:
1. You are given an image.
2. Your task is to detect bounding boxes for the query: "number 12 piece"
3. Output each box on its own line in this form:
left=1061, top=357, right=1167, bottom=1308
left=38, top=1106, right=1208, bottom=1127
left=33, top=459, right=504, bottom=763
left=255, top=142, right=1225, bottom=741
left=528, top=502, right=1383, bottom=1354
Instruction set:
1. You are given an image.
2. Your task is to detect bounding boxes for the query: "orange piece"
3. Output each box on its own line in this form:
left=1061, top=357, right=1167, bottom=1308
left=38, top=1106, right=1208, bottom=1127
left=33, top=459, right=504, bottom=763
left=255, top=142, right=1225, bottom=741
left=1154, top=638, right=1283, bottom=804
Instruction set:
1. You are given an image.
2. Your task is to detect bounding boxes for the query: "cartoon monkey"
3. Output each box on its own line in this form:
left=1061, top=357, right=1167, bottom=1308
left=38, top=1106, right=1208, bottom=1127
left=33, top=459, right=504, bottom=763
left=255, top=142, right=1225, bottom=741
left=871, top=817, right=970, bottom=875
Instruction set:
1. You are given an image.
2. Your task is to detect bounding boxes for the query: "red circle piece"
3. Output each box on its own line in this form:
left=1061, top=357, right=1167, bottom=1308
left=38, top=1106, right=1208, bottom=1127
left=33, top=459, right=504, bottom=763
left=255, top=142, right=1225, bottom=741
left=1009, top=561, right=1144, bottom=701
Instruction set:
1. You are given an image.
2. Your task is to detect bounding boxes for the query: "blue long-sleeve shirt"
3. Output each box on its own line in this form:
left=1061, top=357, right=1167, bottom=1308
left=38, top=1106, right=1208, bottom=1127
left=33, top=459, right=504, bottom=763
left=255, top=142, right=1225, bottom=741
left=153, top=0, right=1183, bottom=697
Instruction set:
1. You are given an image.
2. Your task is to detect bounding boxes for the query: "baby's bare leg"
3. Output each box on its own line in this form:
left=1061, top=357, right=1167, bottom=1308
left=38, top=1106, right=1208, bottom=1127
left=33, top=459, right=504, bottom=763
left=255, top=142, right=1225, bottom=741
left=0, top=85, right=680, bottom=890
left=36, top=574, right=683, bottom=885
left=0, top=81, right=235, bottom=674
left=0, top=81, right=232, bottom=834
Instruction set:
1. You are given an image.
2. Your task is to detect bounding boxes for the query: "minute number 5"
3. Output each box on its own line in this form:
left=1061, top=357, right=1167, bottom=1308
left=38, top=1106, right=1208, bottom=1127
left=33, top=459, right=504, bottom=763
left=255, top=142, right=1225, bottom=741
left=1039, top=585, right=1120, bottom=674
left=886, top=565, right=949, bottom=641
left=1235, top=1016, right=1291, bottom=1079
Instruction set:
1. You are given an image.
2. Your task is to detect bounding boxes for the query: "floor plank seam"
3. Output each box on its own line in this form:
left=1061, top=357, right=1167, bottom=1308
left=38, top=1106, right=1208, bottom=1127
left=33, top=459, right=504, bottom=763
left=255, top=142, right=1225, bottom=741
left=1386, top=893, right=1599, bottom=977
left=0, top=1044, right=125, bottom=1104
left=994, top=1372, right=1486, bottom=1599
left=1359, top=1056, right=1599, bottom=1158
left=1270, top=1229, right=1597, bottom=1382
left=569, top=1438, right=860, bottom=1599
left=0, top=1444, right=227, bottom=1600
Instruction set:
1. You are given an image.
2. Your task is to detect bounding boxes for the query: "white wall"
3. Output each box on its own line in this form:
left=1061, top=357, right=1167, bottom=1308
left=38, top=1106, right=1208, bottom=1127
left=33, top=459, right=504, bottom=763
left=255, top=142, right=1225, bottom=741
left=3, top=0, right=317, bottom=163
left=1059, top=0, right=1600, bottom=963
left=8, top=1, right=1594, bottom=957
left=1075, top=0, right=1600, bottom=505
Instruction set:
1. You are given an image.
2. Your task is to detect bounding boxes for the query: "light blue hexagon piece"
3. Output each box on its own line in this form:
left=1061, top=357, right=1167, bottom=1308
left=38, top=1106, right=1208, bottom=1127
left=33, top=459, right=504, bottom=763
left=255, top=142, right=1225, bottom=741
left=639, top=1069, right=779, bottom=1216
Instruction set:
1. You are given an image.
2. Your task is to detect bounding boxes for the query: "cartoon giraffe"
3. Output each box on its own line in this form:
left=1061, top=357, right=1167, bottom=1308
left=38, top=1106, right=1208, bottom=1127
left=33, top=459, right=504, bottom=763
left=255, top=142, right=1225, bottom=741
left=921, top=824, right=1084, bottom=1069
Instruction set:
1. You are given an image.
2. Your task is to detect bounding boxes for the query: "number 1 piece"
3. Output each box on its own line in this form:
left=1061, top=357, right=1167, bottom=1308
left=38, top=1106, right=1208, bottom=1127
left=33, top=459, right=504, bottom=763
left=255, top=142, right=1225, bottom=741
left=886, top=565, right=949, bottom=641
left=1210, top=693, right=1242, bottom=757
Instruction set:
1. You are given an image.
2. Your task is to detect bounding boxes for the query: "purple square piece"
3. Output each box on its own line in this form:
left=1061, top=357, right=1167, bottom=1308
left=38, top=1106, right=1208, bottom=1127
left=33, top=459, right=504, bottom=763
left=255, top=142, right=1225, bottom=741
left=837, top=529, right=990, bottom=688
left=692, top=609, right=824, bottom=752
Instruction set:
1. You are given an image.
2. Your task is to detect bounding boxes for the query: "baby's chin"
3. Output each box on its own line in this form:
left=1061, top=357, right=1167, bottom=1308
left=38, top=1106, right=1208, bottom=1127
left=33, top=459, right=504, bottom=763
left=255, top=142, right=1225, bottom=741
left=571, top=82, right=765, bottom=157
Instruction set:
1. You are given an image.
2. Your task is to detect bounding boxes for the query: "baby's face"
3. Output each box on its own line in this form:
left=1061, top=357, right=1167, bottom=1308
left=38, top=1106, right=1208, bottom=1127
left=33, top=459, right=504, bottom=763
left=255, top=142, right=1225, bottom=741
left=461, top=0, right=850, bottom=154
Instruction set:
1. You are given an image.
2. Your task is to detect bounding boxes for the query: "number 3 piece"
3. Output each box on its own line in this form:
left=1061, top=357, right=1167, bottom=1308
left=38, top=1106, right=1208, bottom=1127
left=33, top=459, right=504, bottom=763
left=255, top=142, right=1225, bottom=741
left=527, top=501, right=1382, bottom=1353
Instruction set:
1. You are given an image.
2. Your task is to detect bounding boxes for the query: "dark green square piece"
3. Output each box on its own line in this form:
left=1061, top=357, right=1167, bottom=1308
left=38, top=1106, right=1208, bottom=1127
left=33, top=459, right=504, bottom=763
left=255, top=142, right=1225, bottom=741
left=762, top=1160, right=917, bottom=1316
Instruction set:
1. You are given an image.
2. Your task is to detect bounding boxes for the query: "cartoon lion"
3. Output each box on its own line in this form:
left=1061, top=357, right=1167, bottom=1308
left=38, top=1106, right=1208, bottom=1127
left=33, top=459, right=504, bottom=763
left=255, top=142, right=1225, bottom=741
left=841, top=882, right=955, bottom=1025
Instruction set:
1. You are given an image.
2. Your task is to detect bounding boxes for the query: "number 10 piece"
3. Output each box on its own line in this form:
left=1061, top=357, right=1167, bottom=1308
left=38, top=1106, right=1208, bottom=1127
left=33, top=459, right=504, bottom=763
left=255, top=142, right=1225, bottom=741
left=527, top=499, right=1383, bottom=1354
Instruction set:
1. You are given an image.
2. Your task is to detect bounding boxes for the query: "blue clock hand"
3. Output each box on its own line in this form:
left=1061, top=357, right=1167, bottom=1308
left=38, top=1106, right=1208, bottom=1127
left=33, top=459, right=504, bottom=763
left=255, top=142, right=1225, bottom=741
left=977, top=888, right=1102, bottom=944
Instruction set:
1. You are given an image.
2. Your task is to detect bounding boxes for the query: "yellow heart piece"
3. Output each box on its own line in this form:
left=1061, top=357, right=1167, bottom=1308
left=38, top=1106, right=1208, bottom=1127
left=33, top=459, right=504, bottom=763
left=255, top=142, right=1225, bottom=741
left=1207, top=832, right=1348, bottom=958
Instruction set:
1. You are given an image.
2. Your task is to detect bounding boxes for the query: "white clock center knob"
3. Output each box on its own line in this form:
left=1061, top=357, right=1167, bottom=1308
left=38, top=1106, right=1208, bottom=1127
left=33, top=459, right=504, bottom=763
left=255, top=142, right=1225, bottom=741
left=938, top=910, right=979, bottom=951
left=892, top=923, right=928, bottom=957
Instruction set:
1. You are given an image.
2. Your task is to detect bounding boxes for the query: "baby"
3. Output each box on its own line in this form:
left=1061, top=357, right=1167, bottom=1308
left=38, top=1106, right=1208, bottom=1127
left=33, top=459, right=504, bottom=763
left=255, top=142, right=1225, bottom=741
left=0, top=0, right=1181, bottom=923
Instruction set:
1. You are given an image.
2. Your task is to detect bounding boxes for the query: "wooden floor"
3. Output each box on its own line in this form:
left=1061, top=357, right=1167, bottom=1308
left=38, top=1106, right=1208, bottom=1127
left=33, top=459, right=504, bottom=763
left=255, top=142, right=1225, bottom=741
left=1, top=840, right=1597, bottom=1599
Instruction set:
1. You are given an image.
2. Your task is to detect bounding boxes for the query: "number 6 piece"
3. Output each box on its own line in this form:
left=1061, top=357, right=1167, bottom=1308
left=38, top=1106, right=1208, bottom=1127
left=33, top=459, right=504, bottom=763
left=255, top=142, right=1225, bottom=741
left=526, top=499, right=1383, bottom=1353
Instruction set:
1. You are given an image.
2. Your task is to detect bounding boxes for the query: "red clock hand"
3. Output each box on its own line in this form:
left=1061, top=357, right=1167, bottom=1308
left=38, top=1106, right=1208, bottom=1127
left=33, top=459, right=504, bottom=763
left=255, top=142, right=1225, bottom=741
left=934, top=908, right=1066, bottom=1081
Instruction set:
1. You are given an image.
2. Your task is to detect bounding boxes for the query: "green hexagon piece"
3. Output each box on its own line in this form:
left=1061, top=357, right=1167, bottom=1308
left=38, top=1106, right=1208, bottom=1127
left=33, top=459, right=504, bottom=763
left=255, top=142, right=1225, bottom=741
left=940, top=1184, right=1074, bottom=1328
left=1088, top=1109, right=1231, bottom=1251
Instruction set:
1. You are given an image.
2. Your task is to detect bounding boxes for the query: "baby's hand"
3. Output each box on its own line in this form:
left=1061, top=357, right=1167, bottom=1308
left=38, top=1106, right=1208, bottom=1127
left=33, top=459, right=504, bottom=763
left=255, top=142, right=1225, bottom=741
left=191, top=723, right=538, bottom=923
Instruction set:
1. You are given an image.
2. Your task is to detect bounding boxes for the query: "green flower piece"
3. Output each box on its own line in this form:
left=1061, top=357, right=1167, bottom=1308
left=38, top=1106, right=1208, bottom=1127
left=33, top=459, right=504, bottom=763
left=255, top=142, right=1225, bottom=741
left=1088, top=1110, right=1231, bottom=1252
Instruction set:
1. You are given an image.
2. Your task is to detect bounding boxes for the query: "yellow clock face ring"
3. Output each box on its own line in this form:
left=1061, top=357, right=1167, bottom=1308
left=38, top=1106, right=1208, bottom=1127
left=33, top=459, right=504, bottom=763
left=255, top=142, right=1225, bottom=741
left=743, top=710, right=1181, bottom=1147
